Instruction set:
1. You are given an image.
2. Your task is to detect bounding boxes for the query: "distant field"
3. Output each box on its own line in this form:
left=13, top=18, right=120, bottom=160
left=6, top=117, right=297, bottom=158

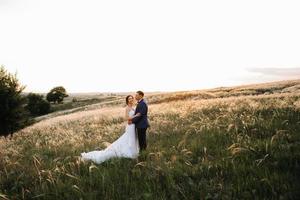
left=35, top=79, right=300, bottom=122
left=1, top=80, right=300, bottom=199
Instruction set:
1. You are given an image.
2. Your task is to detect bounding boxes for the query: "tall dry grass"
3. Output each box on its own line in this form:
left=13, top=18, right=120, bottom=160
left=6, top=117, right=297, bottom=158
left=0, top=83, right=300, bottom=199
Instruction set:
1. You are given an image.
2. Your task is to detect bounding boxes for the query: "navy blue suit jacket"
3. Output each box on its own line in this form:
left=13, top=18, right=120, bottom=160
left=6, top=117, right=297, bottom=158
left=132, top=99, right=149, bottom=129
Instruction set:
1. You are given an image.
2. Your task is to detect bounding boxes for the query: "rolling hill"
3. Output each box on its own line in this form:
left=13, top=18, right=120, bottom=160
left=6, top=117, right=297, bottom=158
left=0, top=79, right=300, bottom=199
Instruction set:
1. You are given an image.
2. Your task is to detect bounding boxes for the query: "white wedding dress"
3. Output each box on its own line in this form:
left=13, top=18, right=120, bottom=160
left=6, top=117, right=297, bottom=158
left=80, top=109, right=140, bottom=164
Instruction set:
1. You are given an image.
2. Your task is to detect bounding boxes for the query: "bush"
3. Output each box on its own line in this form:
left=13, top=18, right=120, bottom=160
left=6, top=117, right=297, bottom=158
left=25, top=93, right=51, bottom=116
left=72, top=97, right=78, bottom=102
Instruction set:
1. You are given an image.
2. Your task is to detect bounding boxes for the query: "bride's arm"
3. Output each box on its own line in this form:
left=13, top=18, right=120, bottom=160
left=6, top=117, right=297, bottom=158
left=129, top=113, right=141, bottom=122
left=132, top=113, right=141, bottom=118
left=125, top=107, right=130, bottom=121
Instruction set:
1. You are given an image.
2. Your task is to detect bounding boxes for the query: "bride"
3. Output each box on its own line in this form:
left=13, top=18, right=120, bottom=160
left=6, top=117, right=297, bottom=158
left=80, top=95, right=140, bottom=164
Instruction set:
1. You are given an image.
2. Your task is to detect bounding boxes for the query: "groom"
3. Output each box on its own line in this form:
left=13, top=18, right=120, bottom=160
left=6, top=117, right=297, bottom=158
left=128, top=91, right=149, bottom=151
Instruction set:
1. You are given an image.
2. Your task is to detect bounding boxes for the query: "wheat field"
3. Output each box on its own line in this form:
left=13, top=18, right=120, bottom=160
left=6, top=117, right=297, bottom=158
left=1, top=80, right=300, bottom=199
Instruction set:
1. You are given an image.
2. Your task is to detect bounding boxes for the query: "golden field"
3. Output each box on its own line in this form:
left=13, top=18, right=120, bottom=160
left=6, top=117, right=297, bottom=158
left=0, top=80, right=300, bottom=199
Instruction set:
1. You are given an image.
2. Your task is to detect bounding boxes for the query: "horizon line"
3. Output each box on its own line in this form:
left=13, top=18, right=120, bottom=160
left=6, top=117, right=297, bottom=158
left=22, top=78, right=300, bottom=95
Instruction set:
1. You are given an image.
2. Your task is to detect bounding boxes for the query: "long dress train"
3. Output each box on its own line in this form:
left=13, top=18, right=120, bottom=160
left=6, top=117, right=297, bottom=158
left=80, top=109, right=139, bottom=164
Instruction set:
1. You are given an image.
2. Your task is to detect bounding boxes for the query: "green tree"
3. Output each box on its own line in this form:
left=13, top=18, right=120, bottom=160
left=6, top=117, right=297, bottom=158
left=25, top=93, right=51, bottom=116
left=46, top=86, right=68, bottom=104
left=0, top=65, right=30, bottom=137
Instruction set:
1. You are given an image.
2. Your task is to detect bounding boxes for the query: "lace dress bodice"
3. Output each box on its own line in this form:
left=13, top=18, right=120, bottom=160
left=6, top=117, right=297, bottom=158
left=126, top=108, right=136, bottom=130
left=128, top=108, right=135, bottom=118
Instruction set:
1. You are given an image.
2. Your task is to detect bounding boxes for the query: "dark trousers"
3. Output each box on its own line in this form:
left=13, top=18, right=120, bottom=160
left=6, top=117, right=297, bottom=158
left=136, top=128, right=147, bottom=151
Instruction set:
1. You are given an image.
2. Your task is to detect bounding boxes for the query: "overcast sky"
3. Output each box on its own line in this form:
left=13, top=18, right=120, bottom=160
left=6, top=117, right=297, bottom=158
left=1, top=0, right=300, bottom=93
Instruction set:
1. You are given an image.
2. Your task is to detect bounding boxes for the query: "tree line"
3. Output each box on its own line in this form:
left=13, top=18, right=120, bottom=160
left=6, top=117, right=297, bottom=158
left=0, top=65, right=68, bottom=137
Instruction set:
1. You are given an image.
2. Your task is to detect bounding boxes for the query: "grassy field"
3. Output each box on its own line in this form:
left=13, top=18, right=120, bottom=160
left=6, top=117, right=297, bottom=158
left=1, top=80, right=300, bottom=199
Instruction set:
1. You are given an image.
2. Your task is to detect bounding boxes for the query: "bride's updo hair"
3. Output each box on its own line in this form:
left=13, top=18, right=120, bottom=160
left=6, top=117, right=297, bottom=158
left=126, top=95, right=133, bottom=105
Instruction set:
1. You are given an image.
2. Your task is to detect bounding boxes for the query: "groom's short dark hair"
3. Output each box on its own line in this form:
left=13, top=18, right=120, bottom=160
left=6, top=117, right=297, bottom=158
left=136, top=90, right=144, bottom=97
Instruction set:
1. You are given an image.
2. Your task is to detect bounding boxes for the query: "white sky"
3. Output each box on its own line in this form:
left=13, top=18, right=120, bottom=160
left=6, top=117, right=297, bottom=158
left=1, top=0, right=300, bottom=93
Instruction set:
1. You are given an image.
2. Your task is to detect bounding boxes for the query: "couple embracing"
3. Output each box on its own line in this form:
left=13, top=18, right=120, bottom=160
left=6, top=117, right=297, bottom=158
left=80, top=91, right=150, bottom=164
